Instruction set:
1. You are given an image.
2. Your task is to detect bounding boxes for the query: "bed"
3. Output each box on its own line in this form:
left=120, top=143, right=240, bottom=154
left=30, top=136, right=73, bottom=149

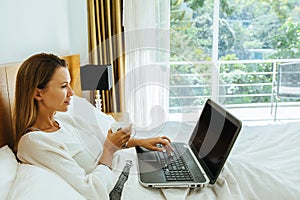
left=0, top=54, right=300, bottom=200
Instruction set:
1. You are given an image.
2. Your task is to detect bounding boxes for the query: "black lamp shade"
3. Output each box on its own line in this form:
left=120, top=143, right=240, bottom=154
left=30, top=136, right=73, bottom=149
left=80, top=64, right=113, bottom=90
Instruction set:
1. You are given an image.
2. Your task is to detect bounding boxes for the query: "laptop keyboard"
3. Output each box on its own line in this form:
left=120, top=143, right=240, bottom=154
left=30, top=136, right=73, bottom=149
left=157, top=144, right=194, bottom=181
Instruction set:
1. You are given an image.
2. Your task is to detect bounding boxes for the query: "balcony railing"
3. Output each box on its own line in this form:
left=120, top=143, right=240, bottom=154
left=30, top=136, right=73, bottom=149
left=169, top=59, right=300, bottom=113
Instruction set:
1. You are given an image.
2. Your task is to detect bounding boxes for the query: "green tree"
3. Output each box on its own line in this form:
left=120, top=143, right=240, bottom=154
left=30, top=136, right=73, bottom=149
left=271, top=18, right=300, bottom=59
left=170, top=0, right=300, bottom=107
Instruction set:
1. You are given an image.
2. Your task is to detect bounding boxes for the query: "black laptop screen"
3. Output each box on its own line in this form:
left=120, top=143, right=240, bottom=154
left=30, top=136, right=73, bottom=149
left=188, top=99, right=241, bottom=183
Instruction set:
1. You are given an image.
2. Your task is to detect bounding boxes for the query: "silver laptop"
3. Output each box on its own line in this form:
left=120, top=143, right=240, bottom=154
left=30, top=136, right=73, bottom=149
left=135, top=99, right=242, bottom=188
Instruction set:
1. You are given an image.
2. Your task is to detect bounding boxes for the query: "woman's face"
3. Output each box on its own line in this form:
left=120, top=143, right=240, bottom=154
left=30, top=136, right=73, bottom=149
left=38, top=67, right=74, bottom=112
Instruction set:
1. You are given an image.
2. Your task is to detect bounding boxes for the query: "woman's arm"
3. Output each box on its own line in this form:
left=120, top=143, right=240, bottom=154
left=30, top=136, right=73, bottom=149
left=17, top=132, right=116, bottom=200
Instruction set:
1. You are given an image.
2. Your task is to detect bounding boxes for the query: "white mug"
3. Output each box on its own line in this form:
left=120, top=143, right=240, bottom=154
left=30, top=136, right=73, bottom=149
left=111, top=122, right=136, bottom=138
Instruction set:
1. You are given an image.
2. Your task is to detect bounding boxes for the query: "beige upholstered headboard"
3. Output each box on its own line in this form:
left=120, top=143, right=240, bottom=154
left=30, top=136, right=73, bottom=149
left=0, top=54, right=82, bottom=149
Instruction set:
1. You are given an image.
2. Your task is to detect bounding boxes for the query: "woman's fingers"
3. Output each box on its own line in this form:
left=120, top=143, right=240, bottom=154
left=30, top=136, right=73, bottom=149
left=160, top=135, right=171, bottom=143
left=106, top=128, right=131, bottom=150
left=156, top=136, right=174, bottom=154
left=113, top=129, right=131, bottom=148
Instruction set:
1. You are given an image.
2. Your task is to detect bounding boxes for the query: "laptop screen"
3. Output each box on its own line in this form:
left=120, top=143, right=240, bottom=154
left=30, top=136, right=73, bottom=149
left=188, top=99, right=242, bottom=184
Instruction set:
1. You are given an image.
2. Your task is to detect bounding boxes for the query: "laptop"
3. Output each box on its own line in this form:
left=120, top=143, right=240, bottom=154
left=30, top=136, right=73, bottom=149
left=135, top=99, right=242, bottom=188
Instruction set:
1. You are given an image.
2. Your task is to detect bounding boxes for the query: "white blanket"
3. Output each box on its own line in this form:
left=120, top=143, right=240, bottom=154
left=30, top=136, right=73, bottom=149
left=2, top=96, right=299, bottom=199
left=113, top=122, right=300, bottom=200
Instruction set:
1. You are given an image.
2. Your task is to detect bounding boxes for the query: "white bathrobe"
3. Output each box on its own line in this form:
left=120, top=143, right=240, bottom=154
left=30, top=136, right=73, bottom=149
left=17, top=96, right=117, bottom=200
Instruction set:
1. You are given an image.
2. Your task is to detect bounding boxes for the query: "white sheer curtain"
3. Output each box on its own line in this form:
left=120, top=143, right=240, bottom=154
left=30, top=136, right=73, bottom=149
left=123, top=0, right=170, bottom=130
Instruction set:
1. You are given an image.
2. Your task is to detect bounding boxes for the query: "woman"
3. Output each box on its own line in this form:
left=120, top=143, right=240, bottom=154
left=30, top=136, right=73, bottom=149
left=14, top=53, right=172, bottom=199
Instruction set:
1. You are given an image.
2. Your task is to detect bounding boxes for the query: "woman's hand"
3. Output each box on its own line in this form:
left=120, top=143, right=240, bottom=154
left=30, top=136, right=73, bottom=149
left=99, top=128, right=132, bottom=168
left=104, top=128, right=131, bottom=154
left=138, top=136, right=174, bottom=154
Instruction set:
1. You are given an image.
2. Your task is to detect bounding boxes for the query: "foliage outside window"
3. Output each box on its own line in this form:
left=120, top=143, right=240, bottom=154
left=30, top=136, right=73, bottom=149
left=169, top=0, right=300, bottom=112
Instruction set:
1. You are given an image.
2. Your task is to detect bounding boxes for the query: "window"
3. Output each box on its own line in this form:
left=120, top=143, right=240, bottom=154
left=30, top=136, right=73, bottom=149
left=170, top=0, right=300, bottom=113
left=123, top=0, right=300, bottom=125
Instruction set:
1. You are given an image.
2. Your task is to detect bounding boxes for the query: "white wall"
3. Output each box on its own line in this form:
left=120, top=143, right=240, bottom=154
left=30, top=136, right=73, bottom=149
left=0, top=0, right=88, bottom=64
left=68, top=0, right=89, bottom=64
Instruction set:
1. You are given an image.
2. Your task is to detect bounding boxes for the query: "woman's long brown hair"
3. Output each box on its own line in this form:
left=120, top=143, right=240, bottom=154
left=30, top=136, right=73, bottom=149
left=13, top=53, right=67, bottom=150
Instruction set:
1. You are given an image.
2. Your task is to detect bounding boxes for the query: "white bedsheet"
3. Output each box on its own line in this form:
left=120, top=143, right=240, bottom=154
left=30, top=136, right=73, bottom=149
left=112, top=121, right=300, bottom=200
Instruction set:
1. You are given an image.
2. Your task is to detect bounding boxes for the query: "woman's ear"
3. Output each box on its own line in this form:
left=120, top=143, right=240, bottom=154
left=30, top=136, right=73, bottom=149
left=33, top=88, right=43, bottom=101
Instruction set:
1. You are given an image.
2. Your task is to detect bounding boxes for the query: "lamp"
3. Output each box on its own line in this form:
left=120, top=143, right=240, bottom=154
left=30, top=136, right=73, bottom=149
left=80, top=64, right=113, bottom=110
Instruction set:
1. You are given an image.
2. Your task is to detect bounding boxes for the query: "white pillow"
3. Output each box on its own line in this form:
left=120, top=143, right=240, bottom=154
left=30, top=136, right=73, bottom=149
left=55, top=95, right=116, bottom=159
left=0, top=145, right=19, bottom=200
left=57, top=95, right=116, bottom=135
left=7, top=164, right=85, bottom=200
